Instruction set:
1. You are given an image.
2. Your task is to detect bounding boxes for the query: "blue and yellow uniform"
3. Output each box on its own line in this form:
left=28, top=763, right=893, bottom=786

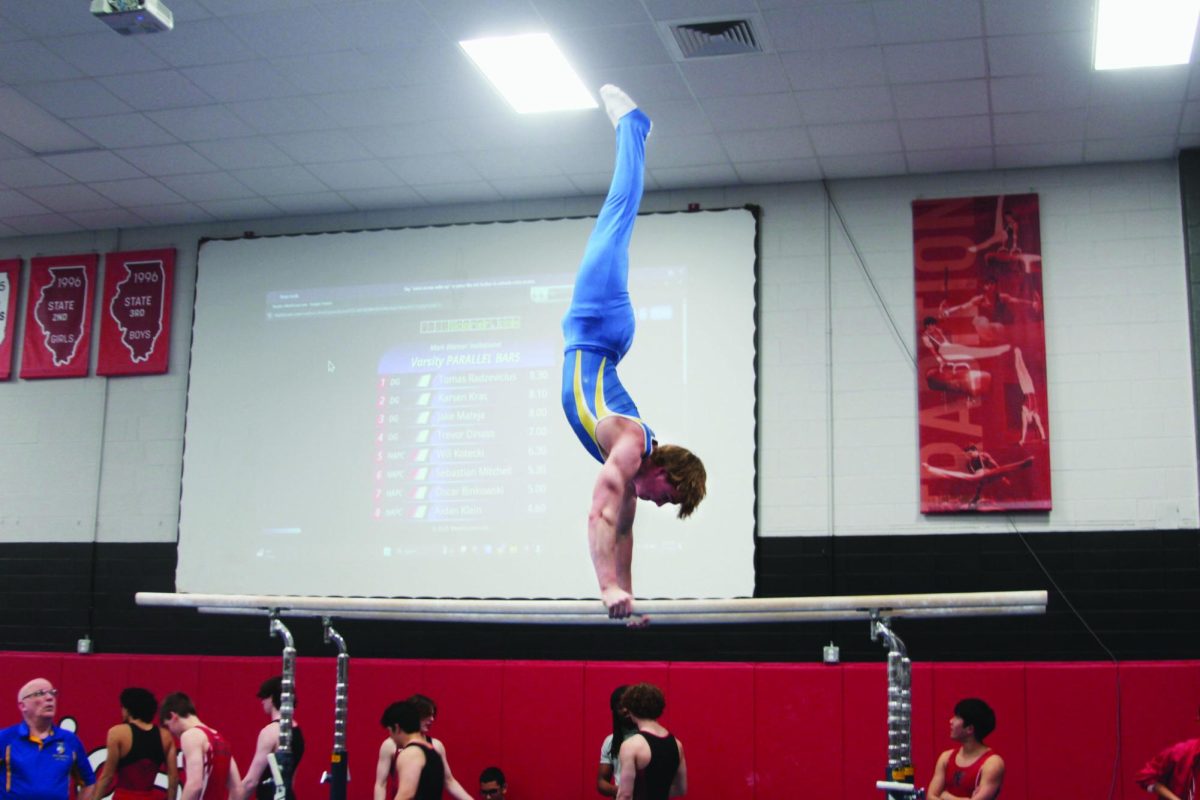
left=561, top=107, right=655, bottom=464
left=0, top=721, right=96, bottom=800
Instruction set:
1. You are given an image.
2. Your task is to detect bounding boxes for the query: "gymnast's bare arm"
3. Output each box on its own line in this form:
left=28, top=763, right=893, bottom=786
left=589, top=418, right=644, bottom=618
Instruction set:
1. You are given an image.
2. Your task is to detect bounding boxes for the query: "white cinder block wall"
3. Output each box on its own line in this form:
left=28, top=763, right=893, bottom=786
left=0, top=160, right=1194, bottom=545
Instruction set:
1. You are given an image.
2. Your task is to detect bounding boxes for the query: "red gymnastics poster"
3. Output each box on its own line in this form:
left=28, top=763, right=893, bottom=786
left=0, top=260, right=18, bottom=380
left=913, top=194, right=1051, bottom=513
left=20, top=254, right=98, bottom=379
left=98, top=248, right=175, bottom=376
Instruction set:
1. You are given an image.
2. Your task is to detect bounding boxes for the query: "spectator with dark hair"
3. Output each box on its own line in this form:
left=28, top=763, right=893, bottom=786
left=239, top=675, right=307, bottom=800
left=616, top=684, right=686, bottom=800
left=381, top=700, right=443, bottom=800
left=159, top=692, right=241, bottom=800
left=0, top=677, right=96, bottom=800
left=598, top=685, right=637, bottom=797
left=479, top=766, right=506, bottom=798
left=927, top=698, right=1005, bottom=800
left=1134, top=706, right=1200, bottom=800
left=96, top=687, right=178, bottom=800
left=373, top=694, right=471, bottom=800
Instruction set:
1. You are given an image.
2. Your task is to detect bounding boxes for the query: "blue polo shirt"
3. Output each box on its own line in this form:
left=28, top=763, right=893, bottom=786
left=0, top=721, right=95, bottom=800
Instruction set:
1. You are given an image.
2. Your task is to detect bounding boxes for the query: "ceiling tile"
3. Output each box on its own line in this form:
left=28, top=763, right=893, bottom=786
left=411, top=182, right=503, bottom=205
left=780, top=47, right=887, bottom=90
left=883, top=39, right=986, bottom=84
left=305, top=160, right=401, bottom=192
left=129, top=203, right=215, bottom=226
left=817, top=152, right=907, bottom=177
left=643, top=0, right=758, bottom=18
left=464, top=148, right=566, bottom=181
left=809, top=121, right=902, bottom=156
left=313, top=0, right=442, bottom=50
left=139, top=19, right=259, bottom=68
left=1, top=0, right=114, bottom=37
left=113, top=144, right=219, bottom=177
left=680, top=55, right=793, bottom=98
left=22, top=184, right=115, bottom=213
left=0, top=88, right=99, bottom=154
left=0, top=158, right=72, bottom=189
left=558, top=24, right=673, bottom=72
left=180, top=62, right=301, bottom=103
left=190, top=138, right=295, bottom=170
left=5, top=214, right=81, bottom=235
left=351, top=123, right=465, bottom=160
left=145, top=106, right=259, bottom=142
left=985, top=32, right=1092, bottom=77
left=638, top=99, right=711, bottom=138
left=418, top=0, right=542, bottom=40
left=1181, top=101, right=1200, bottom=135
left=42, top=32, right=167, bottom=77
left=906, top=147, right=995, bottom=174
left=90, top=178, right=185, bottom=207
left=993, top=109, right=1086, bottom=145
left=198, top=197, right=283, bottom=220
left=0, top=41, right=83, bottom=84
left=0, top=191, right=50, bottom=217
left=1090, top=68, right=1190, bottom=107
left=222, top=7, right=349, bottom=60
left=994, top=141, right=1084, bottom=168
left=989, top=73, right=1090, bottom=113
left=385, top=155, right=484, bottom=186
left=796, top=86, right=895, bottom=125
left=872, top=0, right=983, bottom=44
left=227, top=97, right=341, bottom=136
left=893, top=80, right=988, bottom=119
left=534, top=0, right=649, bottom=28
left=1084, top=137, right=1176, bottom=162
left=159, top=172, right=255, bottom=202
left=269, top=131, right=374, bottom=164
left=765, top=5, right=880, bottom=51
left=67, top=114, right=177, bottom=149
left=900, top=116, right=992, bottom=150
left=340, top=185, right=430, bottom=210
left=228, top=166, right=328, bottom=196
left=649, top=163, right=740, bottom=188
left=492, top=175, right=580, bottom=200
left=265, top=192, right=357, bottom=216
left=269, top=51, right=393, bottom=96
left=982, top=0, right=1093, bottom=35
left=67, top=208, right=149, bottom=229
left=733, top=157, right=823, bottom=183
left=701, top=93, right=805, bottom=131
left=18, top=80, right=134, bottom=118
left=644, top=134, right=729, bottom=168
left=97, top=71, right=216, bottom=112
left=1087, top=103, right=1184, bottom=140
left=721, top=128, right=815, bottom=161
left=42, top=151, right=145, bottom=182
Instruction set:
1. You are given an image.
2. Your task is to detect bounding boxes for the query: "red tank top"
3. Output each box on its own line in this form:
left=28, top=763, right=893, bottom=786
left=179, top=724, right=232, bottom=800
left=944, top=747, right=997, bottom=798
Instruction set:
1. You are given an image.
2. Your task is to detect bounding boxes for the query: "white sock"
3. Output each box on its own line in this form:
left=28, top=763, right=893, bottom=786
left=600, top=84, right=637, bottom=128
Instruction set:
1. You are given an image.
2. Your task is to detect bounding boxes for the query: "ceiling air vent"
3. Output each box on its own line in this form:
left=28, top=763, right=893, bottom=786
left=670, top=19, right=761, bottom=58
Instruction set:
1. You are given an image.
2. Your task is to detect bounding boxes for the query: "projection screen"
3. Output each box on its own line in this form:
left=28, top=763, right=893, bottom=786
left=179, top=209, right=757, bottom=599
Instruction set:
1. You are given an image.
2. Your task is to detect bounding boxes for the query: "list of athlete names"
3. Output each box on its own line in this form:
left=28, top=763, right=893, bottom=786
left=372, top=341, right=553, bottom=528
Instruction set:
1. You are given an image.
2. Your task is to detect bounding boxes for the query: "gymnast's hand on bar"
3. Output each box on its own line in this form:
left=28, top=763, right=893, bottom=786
left=602, top=586, right=635, bottom=618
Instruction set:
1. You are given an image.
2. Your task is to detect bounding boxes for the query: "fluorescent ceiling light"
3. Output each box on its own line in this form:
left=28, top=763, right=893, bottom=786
left=460, top=33, right=598, bottom=114
left=1094, top=0, right=1200, bottom=70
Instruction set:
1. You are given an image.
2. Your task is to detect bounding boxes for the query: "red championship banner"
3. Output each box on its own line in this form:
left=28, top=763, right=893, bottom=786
left=0, top=259, right=18, bottom=381
left=20, top=254, right=97, bottom=379
left=913, top=194, right=1051, bottom=512
left=97, top=248, right=175, bottom=376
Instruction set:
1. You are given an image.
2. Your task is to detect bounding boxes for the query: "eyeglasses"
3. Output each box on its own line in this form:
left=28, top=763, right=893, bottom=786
left=21, top=689, right=57, bottom=701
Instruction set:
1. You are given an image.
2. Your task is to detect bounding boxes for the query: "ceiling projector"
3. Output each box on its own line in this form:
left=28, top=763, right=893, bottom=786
left=90, top=0, right=173, bottom=35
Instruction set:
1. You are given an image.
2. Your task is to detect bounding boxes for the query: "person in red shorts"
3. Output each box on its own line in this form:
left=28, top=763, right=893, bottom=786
left=95, top=687, right=178, bottom=800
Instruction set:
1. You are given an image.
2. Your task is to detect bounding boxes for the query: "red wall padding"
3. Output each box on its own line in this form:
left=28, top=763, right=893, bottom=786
left=1, top=652, right=1195, bottom=800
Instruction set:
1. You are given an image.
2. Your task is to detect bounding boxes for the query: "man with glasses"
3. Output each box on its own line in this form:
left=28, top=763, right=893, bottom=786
left=0, top=678, right=96, bottom=800
left=479, top=766, right=507, bottom=799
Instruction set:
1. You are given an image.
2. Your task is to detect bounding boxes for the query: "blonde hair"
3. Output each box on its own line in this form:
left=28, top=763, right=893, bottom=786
left=648, top=444, right=706, bottom=519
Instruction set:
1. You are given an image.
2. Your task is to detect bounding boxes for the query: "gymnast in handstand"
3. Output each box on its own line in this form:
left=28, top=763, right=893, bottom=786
left=560, top=85, right=706, bottom=620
